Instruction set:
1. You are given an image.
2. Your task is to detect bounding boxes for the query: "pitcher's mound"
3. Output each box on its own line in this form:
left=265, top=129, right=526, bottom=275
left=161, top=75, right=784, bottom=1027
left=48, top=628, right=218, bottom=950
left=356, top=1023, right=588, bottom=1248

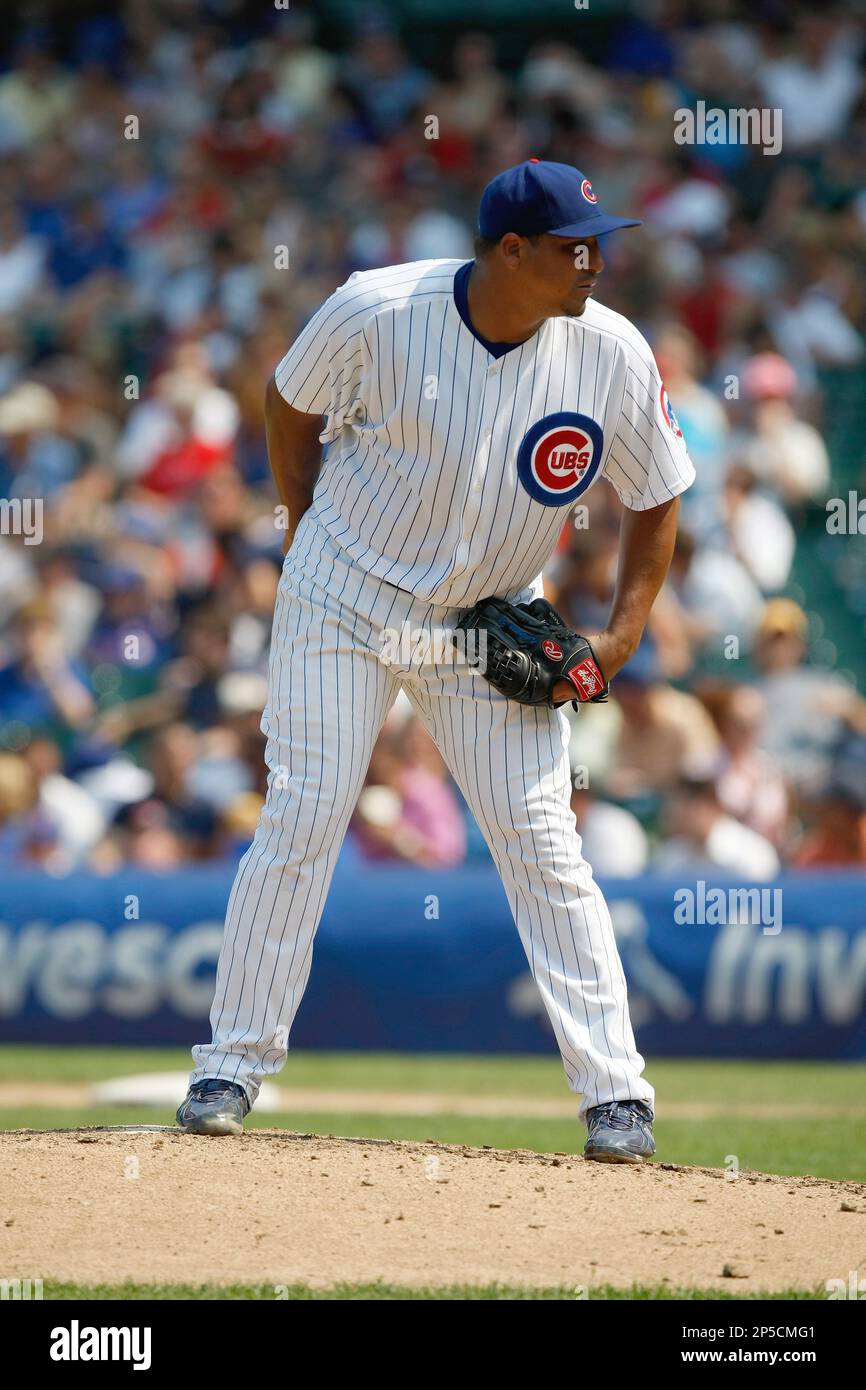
left=3, top=1129, right=863, bottom=1294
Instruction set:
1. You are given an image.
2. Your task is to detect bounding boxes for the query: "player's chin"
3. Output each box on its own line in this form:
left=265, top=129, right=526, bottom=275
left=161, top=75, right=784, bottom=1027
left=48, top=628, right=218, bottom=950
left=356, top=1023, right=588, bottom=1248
left=564, top=288, right=593, bottom=315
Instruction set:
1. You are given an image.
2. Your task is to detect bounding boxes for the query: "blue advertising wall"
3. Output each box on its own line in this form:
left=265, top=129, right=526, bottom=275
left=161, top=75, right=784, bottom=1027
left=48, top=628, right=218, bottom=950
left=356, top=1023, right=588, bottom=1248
left=1, top=860, right=864, bottom=1057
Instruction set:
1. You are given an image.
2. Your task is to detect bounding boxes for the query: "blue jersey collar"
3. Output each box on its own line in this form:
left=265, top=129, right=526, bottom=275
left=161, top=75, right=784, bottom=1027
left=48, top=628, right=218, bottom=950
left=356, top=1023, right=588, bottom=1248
left=452, top=261, right=525, bottom=359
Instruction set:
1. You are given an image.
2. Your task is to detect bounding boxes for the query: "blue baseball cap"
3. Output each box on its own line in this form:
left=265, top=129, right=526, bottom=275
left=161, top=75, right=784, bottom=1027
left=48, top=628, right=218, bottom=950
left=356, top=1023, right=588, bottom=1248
left=479, top=160, right=641, bottom=241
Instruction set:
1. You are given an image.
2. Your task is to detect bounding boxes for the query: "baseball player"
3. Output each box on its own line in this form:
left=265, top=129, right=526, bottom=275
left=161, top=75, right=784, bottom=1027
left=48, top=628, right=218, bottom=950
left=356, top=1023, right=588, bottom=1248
left=178, top=160, right=695, bottom=1161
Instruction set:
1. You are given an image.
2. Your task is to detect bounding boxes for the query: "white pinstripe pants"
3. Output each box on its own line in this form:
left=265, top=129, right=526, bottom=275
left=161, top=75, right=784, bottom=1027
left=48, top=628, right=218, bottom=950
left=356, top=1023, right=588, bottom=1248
left=190, top=512, right=653, bottom=1121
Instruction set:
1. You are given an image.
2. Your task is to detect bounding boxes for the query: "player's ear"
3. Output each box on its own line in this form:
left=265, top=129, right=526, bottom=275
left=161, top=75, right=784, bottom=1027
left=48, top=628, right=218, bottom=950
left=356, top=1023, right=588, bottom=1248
left=499, top=233, right=526, bottom=268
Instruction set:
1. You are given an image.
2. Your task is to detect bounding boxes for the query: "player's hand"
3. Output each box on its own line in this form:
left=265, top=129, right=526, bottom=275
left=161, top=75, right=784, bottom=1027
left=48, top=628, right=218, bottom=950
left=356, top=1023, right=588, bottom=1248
left=552, top=630, right=634, bottom=703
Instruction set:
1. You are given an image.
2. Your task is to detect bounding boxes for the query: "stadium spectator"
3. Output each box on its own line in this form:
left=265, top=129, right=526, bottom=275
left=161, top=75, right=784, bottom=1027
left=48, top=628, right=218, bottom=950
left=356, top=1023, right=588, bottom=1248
left=654, top=323, right=728, bottom=537
left=0, top=381, right=74, bottom=501
left=664, top=528, right=764, bottom=662
left=721, top=463, right=795, bottom=594
left=570, top=785, right=649, bottom=878
left=652, top=771, right=781, bottom=881
left=352, top=716, right=466, bottom=868
left=0, top=593, right=94, bottom=735
left=756, top=12, right=863, bottom=152
left=753, top=599, right=866, bottom=795
left=737, top=352, right=831, bottom=506
left=21, top=733, right=105, bottom=866
left=112, top=723, right=219, bottom=859
left=0, top=38, right=75, bottom=151
left=697, top=682, right=790, bottom=851
left=0, top=203, right=46, bottom=314
left=340, top=18, right=430, bottom=140
left=603, top=642, right=720, bottom=804
left=793, top=784, right=866, bottom=867
left=0, top=750, right=56, bottom=864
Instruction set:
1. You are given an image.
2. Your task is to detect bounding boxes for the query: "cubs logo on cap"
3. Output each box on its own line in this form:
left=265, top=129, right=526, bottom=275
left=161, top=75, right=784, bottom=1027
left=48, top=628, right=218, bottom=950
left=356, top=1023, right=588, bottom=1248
left=516, top=411, right=605, bottom=507
left=659, top=382, right=683, bottom=438
left=580, top=179, right=597, bottom=204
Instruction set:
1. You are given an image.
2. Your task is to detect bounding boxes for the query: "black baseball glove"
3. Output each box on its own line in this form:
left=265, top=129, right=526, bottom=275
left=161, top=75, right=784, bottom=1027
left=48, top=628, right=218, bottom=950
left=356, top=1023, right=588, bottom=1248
left=455, top=596, right=609, bottom=709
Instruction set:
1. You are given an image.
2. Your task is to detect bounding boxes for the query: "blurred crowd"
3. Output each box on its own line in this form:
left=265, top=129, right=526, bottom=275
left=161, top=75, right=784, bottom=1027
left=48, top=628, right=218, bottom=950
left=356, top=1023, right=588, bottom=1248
left=0, top=1, right=865, bottom=876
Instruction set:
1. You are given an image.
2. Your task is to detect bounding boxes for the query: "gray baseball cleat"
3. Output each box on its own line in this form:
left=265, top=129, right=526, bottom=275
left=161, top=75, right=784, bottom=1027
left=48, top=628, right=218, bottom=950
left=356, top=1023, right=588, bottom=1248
left=176, top=1078, right=250, bottom=1136
left=583, top=1100, right=655, bottom=1163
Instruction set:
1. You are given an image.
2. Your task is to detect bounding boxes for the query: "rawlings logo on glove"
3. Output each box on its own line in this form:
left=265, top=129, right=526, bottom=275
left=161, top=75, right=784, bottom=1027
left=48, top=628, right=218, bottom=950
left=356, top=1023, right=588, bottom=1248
left=455, top=596, right=609, bottom=709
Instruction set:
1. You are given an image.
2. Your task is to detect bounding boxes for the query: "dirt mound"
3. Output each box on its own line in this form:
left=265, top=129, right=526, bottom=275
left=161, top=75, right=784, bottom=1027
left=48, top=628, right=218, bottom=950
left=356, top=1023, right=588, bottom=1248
left=3, top=1129, right=863, bottom=1293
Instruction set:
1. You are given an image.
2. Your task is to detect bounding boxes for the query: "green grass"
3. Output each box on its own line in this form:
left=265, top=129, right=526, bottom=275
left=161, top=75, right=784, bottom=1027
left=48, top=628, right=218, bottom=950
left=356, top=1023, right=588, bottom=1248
left=0, top=1046, right=569, bottom=1092
left=1, top=1045, right=864, bottom=1105
left=40, top=1281, right=827, bottom=1301
left=2, top=1047, right=865, bottom=1181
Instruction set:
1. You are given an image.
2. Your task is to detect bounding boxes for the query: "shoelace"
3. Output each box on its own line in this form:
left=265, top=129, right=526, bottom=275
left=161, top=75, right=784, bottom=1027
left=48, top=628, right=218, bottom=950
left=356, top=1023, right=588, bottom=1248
left=591, top=1102, right=650, bottom=1132
left=193, top=1079, right=240, bottom=1100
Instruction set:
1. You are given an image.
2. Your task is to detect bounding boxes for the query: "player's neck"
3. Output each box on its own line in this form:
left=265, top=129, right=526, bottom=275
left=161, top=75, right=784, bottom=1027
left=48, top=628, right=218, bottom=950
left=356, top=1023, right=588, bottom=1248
left=466, top=261, right=547, bottom=346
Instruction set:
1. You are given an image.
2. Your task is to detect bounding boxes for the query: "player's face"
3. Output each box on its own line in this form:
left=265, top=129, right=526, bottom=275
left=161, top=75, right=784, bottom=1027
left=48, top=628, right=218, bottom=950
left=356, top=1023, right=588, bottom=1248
left=525, top=235, right=605, bottom=316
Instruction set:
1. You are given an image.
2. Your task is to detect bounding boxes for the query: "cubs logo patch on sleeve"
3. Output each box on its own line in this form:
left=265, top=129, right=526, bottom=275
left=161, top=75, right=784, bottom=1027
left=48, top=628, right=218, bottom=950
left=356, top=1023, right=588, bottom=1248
left=659, top=381, right=683, bottom=438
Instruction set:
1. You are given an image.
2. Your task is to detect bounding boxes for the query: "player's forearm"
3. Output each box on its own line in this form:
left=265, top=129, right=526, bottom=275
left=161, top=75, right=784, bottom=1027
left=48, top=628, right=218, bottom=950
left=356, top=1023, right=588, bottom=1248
left=264, top=376, right=325, bottom=549
left=598, top=496, right=681, bottom=677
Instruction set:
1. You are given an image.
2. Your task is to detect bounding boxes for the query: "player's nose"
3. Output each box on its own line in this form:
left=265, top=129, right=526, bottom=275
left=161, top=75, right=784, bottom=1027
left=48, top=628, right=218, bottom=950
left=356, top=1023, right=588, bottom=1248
left=586, top=238, right=605, bottom=274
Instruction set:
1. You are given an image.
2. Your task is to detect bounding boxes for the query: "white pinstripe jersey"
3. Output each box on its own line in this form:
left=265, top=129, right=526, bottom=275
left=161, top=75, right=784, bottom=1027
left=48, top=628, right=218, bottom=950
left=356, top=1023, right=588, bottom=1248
left=275, top=259, right=695, bottom=609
